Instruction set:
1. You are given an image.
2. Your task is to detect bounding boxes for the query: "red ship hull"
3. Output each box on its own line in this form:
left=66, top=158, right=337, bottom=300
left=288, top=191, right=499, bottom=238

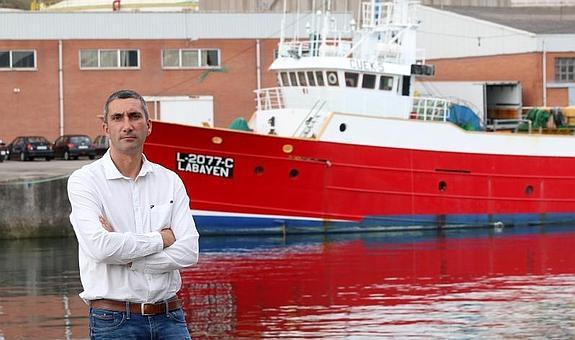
left=145, top=121, right=575, bottom=234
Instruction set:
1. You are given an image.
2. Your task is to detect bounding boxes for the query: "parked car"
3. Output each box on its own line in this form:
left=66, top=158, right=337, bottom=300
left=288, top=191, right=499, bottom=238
left=93, top=134, right=109, bottom=157
left=53, top=134, right=96, bottom=160
left=0, top=139, right=7, bottom=162
left=7, top=136, right=54, bottom=161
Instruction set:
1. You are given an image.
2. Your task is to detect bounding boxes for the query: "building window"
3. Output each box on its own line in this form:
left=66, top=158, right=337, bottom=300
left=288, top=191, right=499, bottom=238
left=80, top=49, right=139, bottom=69
left=0, top=50, right=36, bottom=70
left=162, top=49, right=220, bottom=69
left=556, top=58, right=575, bottom=82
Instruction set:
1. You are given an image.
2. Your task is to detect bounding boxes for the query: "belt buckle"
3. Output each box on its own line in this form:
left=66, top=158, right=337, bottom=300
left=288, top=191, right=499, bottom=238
left=140, top=302, right=154, bottom=316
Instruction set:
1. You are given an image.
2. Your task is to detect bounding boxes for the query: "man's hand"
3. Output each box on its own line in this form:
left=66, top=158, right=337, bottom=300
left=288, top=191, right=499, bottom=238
left=160, top=228, right=176, bottom=248
left=99, top=216, right=113, bottom=232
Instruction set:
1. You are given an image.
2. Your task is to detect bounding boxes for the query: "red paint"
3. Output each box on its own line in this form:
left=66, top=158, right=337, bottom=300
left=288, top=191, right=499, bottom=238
left=178, top=230, right=575, bottom=337
left=145, top=121, right=575, bottom=226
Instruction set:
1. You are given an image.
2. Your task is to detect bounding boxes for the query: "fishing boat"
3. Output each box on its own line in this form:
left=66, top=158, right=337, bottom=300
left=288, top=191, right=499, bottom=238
left=145, top=0, right=575, bottom=235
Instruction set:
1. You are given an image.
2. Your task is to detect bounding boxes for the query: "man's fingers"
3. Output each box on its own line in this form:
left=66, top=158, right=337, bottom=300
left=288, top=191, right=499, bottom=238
left=99, top=216, right=113, bottom=232
left=160, top=228, right=176, bottom=248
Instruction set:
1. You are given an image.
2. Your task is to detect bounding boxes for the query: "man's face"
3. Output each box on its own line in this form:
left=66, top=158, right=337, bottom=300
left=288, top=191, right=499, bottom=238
left=103, top=98, right=151, bottom=156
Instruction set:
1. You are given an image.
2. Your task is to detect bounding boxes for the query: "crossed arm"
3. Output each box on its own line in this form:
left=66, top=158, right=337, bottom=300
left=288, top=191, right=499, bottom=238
left=68, top=173, right=199, bottom=274
left=99, top=215, right=176, bottom=248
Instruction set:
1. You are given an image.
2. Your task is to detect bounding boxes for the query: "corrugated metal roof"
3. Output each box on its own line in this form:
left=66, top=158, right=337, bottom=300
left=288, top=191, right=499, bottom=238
left=431, top=6, right=575, bottom=34
left=0, top=12, right=352, bottom=40
left=47, top=0, right=197, bottom=11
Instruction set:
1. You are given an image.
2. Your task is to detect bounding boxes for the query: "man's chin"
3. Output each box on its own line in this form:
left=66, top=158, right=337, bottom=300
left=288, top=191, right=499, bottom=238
left=111, top=144, right=143, bottom=156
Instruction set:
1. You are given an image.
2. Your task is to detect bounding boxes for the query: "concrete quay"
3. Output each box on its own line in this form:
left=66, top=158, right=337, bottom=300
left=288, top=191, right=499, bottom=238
left=0, top=159, right=93, bottom=239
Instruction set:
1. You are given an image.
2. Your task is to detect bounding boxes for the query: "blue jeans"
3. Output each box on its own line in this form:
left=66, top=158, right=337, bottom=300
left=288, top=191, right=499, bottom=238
left=89, top=307, right=192, bottom=340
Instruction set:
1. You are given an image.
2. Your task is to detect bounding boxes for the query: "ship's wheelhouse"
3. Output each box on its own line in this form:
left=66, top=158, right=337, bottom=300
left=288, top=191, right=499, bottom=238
left=277, top=70, right=401, bottom=95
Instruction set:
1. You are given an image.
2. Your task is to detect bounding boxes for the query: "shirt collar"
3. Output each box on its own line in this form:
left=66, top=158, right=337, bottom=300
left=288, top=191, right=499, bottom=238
left=103, top=150, right=153, bottom=180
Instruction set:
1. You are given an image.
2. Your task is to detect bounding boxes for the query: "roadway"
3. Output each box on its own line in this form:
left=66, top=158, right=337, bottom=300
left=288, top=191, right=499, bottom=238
left=0, top=159, right=94, bottom=183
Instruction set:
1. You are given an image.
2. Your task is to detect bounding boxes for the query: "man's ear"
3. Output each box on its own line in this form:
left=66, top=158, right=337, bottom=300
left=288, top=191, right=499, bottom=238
left=147, top=119, right=152, bottom=136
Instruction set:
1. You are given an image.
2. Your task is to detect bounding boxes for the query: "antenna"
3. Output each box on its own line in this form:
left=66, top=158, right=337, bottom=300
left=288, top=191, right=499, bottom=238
left=280, top=0, right=287, bottom=45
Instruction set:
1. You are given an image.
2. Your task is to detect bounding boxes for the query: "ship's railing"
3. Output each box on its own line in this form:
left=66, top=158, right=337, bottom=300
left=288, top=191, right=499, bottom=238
left=489, top=119, right=532, bottom=133
left=279, top=38, right=352, bottom=58
left=255, top=87, right=284, bottom=111
left=412, top=97, right=451, bottom=122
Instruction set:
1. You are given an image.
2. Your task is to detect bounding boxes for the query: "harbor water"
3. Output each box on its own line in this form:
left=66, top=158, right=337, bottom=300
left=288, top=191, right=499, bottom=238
left=2, top=226, right=575, bottom=339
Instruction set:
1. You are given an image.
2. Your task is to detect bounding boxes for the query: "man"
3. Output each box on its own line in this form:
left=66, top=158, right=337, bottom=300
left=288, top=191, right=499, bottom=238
left=67, top=89, right=199, bottom=339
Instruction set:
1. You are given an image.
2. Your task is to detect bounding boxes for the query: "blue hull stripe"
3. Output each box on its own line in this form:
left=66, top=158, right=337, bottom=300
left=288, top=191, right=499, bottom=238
left=194, top=212, right=575, bottom=235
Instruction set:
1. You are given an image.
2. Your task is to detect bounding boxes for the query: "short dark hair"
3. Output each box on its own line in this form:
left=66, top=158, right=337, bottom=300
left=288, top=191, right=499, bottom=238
left=103, top=89, right=149, bottom=122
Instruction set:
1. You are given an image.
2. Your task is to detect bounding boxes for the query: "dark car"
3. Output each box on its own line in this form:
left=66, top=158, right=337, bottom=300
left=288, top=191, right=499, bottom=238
left=93, top=134, right=109, bottom=157
left=7, top=136, right=54, bottom=161
left=53, top=134, right=96, bottom=160
left=0, top=139, right=7, bottom=162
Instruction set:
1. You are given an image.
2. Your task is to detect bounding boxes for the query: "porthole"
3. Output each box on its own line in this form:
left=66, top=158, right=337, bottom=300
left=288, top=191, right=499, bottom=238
left=339, top=123, right=347, bottom=132
left=289, top=169, right=299, bottom=178
left=438, top=181, right=447, bottom=192
left=327, top=71, right=339, bottom=86
left=525, top=185, right=533, bottom=195
left=254, top=165, right=264, bottom=175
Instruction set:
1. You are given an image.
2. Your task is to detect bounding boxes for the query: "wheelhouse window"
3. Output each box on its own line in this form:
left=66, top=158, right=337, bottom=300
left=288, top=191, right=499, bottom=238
left=280, top=72, right=290, bottom=86
left=306, top=71, right=316, bottom=86
left=379, top=75, right=393, bottom=91
left=555, top=58, right=575, bottom=82
left=80, top=49, right=139, bottom=69
left=345, top=72, right=359, bottom=87
left=362, top=74, right=376, bottom=89
left=298, top=72, right=307, bottom=86
left=316, top=71, right=325, bottom=86
left=162, top=49, right=220, bottom=68
left=0, top=50, right=36, bottom=70
left=289, top=72, right=298, bottom=86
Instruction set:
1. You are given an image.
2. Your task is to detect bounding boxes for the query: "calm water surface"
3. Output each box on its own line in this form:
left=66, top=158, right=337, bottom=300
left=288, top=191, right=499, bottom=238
left=2, top=226, right=575, bottom=339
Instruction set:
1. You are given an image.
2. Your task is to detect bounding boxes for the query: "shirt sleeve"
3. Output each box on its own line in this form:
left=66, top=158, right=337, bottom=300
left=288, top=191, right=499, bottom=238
left=68, top=172, right=164, bottom=265
left=130, top=174, right=199, bottom=274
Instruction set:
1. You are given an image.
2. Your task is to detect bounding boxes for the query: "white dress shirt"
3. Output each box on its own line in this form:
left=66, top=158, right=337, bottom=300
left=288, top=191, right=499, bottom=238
left=67, top=151, right=199, bottom=303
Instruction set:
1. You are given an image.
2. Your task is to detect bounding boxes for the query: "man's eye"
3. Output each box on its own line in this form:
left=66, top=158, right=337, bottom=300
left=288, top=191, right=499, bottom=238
left=111, top=115, right=122, bottom=121
left=129, top=112, right=143, bottom=119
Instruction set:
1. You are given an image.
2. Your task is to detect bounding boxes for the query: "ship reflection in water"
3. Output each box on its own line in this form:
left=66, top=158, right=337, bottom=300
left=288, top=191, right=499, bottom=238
left=181, top=227, right=575, bottom=339
left=2, top=227, right=575, bottom=339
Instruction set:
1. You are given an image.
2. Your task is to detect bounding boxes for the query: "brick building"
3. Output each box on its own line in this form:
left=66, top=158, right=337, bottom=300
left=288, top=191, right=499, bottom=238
left=1, top=4, right=575, bottom=143
left=0, top=12, right=353, bottom=142
left=418, top=6, right=575, bottom=109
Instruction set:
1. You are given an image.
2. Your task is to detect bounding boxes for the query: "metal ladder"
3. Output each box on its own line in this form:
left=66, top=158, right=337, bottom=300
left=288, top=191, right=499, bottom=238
left=298, top=100, right=327, bottom=138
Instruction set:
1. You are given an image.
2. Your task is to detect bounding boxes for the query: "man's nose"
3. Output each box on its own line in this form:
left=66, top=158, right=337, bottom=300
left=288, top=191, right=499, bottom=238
left=120, top=115, right=133, bottom=131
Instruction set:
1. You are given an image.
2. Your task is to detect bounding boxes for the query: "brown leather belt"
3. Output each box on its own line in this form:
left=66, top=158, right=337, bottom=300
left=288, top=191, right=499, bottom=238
left=90, top=298, right=182, bottom=316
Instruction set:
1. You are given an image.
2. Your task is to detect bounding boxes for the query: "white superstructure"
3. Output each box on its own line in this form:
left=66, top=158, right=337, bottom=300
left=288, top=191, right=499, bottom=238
left=250, top=0, right=436, bottom=139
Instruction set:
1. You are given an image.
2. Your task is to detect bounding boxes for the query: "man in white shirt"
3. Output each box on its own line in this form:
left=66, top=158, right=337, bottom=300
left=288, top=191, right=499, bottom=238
left=67, top=89, right=199, bottom=339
